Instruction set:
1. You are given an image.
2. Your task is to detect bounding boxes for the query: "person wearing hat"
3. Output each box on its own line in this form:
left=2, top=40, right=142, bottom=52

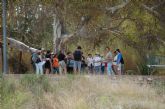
left=93, top=52, right=102, bottom=74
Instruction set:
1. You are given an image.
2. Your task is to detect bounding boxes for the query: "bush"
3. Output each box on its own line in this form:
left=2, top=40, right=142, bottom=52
left=137, top=63, right=150, bottom=75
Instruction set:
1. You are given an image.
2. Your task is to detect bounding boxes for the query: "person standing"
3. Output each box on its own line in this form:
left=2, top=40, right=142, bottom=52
left=45, top=50, right=52, bottom=74
left=32, top=49, right=45, bottom=75
left=87, top=54, right=94, bottom=74
left=66, top=52, right=74, bottom=73
left=101, top=55, right=105, bottom=75
left=38, top=49, right=46, bottom=74
left=112, top=51, right=118, bottom=74
left=93, top=53, right=102, bottom=75
left=105, top=47, right=114, bottom=76
left=52, top=54, right=59, bottom=74
left=73, top=46, right=83, bottom=74
left=116, top=49, right=124, bottom=75
left=58, top=51, right=67, bottom=75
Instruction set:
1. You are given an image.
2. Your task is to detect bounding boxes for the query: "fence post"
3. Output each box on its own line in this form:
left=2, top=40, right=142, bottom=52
left=2, top=0, right=8, bottom=74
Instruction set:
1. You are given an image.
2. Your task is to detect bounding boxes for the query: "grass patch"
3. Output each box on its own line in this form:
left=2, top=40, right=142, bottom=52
left=1, top=75, right=165, bottom=109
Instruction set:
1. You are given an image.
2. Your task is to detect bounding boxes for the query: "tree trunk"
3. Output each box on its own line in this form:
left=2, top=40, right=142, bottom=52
left=0, top=47, right=2, bottom=72
left=53, top=14, right=62, bottom=53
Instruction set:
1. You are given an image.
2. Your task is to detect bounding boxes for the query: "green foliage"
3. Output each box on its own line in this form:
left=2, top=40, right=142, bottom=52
left=137, top=63, right=149, bottom=75
left=1, top=76, right=30, bottom=109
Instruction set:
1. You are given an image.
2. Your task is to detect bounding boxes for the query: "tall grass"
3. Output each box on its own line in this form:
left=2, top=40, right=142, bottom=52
left=1, top=75, right=165, bottom=109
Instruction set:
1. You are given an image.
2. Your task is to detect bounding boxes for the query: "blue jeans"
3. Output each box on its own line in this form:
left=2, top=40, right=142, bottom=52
left=101, top=66, right=105, bottom=75
left=74, top=61, right=81, bottom=73
left=53, top=67, right=59, bottom=74
left=107, top=62, right=114, bottom=75
left=94, top=66, right=101, bottom=74
left=35, top=61, right=45, bottom=75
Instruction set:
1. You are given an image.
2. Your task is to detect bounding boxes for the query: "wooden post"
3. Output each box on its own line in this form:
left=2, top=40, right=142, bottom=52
left=19, top=51, right=22, bottom=73
left=0, top=47, right=2, bottom=72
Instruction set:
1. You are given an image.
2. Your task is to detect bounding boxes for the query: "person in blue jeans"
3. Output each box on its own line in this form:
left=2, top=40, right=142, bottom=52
left=73, top=46, right=83, bottom=74
left=105, top=47, right=114, bottom=76
left=93, top=53, right=102, bottom=74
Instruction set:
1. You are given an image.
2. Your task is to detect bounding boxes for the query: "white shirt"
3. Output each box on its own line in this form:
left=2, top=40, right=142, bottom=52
left=93, top=56, right=101, bottom=66
left=87, top=57, right=93, bottom=67
left=113, top=55, right=118, bottom=65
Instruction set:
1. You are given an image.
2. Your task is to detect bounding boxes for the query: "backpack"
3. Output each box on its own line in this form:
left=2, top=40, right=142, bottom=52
left=32, top=53, right=41, bottom=63
left=120, top=56, right=124, bottom=64
left=53, top=58, right=59, bottom=67
left=74, top=50, right=82, bottom=61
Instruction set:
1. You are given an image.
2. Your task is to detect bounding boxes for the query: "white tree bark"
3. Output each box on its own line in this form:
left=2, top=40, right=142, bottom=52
left=7, top=37, right=38, bottom=52
left=106, top=0, right=130, bottom=13
left=52, top=14, right=62, bottom=53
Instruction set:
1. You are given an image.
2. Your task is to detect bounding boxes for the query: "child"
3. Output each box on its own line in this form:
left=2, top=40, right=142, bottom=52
left=93, top=53, right=102, bottom=74
left=87, top=54, right=94, bottom=74
left=101, top=56, right=105, bottom=75
left=52, top=54, right=59, bottom=74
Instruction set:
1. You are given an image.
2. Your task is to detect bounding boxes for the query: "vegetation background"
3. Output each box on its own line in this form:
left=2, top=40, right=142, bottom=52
left=0, top=0, right=165, bottom=74
left=0, top=74, right=165, bottom=109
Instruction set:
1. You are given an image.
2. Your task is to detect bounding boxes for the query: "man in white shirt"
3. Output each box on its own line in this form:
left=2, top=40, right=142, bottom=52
left=93, top=53, right=102, bottom=74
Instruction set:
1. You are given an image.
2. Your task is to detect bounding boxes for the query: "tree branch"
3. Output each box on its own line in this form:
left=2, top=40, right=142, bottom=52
left=7, top=37, right=37, bottom=53
left=151, top=1, right=165, bottom=10
left=105, top=0, right=130, bottom=14
left=141, top=4, right=160, bottom=18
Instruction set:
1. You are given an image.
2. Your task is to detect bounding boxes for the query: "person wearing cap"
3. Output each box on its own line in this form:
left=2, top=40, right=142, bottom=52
left=105, top=47, right=114, bottom=76
left=93, top=53, right=102, bottom=74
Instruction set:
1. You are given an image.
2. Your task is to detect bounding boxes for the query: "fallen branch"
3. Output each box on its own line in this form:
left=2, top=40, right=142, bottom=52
left=7, top=37, right=38, bottom=53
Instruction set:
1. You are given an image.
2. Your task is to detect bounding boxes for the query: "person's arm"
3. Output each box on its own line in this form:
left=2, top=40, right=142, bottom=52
left=117, top=54, right=122, bottom=64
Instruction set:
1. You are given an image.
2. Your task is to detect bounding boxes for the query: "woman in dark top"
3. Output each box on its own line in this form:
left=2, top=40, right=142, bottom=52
left=45, top=50, right=52, bottom=74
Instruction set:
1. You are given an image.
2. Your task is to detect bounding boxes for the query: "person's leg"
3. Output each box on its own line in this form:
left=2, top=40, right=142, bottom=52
left=35, top=63, right=39, bottom=74
left=101, top=66, right=104, bottom=75
left=77, top=61, right=82, bottom=74
left=62, top=61, right=67, bottom=75
left=95, top=66, right=100, bottom=75
left=53, top=68, right=55, bottom=74
left=117, top=64, right=121, bottom=75
left=113, top=65, right=118, bottom=75
left=99, top=66, right=101, bottom=75
left=40, top=61, right=46, bottom=75
left=121, top=64, right=124, bottom=75
left=93, top=66, right=96, bottom=74
left=54, top=67, right=59, bottom=74
left=73, top=61, right=78, bottom=74
left=59, top=61, right=63, bottom=75
left=107, top=62, right=113, bottom=76
left=45, top=68, right=49, bottom=74
left=56, top=67, right=60, bottom=74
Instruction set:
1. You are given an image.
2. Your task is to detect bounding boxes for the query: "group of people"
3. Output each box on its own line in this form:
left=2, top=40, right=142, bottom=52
left=31, top=46, right=124, bottom=75
left=87, top=47, right=124, bottom=75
